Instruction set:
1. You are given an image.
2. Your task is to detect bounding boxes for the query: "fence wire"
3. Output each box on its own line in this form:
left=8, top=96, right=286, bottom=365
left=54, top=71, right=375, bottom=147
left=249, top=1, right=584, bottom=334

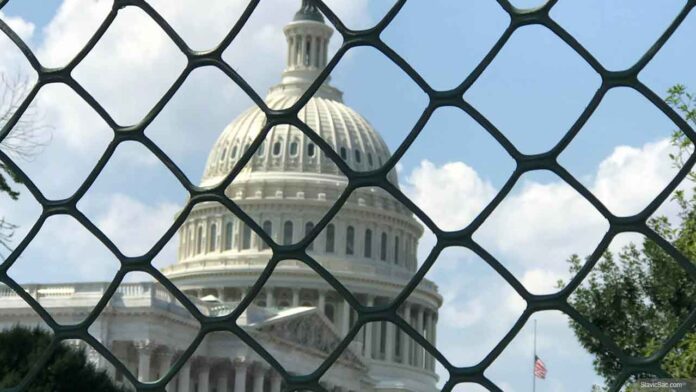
left=0, top=0, right=695, bottom=391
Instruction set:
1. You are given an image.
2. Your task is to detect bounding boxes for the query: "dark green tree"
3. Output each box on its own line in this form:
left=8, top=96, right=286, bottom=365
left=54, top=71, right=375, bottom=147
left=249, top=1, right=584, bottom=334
left=563, top=84, right=696, bottom=387
left=0, top=325, right=127, bottom=391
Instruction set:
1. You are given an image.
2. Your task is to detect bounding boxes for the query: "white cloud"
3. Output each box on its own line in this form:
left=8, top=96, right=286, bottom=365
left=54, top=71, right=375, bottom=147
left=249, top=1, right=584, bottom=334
left=593, top=139, right=677, bottom=216
left=405, top=138, right=680, bottom=387
left=88, top=193, right=180, bottom=257
left=404, top=160, right=497, bottom=231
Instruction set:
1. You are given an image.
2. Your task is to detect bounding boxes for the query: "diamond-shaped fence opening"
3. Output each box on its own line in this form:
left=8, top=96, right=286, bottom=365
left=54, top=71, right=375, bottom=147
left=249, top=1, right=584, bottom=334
left=0, top=0, right=694, bottom=391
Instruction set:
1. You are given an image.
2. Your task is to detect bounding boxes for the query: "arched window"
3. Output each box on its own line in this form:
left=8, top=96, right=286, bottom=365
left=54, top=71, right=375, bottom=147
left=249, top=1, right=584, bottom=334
left=290, top=141, right=298, bottom=156
left=196, top=226, right=203, bottom=254
left=346, top=226, right=354, bottom=255
left=220, top=148, right=227, bottom=161
left=324, top=303, right=335, bottom=322
left=380, top=232, right=387, bottom=261
left=354, top=150, right=361, bottom=163
left=283, top=221, right=294, bottom=245
left=208, top=224, right=217, bottom=252
left=340, top=147, right=347, bottom=160
left=305, top=222, right=314, bottom=251
left=231, top=145, right=238, bottom=159
left=307, top=143, right=315, bottom=157
left=325, top=224, right=335, bottom=253
left=367, top=153, right=373, bottom=167
left=314, top=37, right=321, bottom=68
left=224, top=222, right=233, bottom=250
left=242, top=225, right=252, bottom=249
left=364, top=229, right=372, bottom=258
left=261, top=220, right=272, bottom=250
left=273, top=141, right=282, bottom=156
left=394, top=236, right=400, bottom=264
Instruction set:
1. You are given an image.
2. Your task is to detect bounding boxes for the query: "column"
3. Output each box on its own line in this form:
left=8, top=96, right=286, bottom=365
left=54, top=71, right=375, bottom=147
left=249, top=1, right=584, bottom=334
left=385, top=322, right=395, bottom=362
left=341, top=300, right=351, bottom=335
left=217, top=288, right=224, bottom=301
left=318, top=290, right=326, bottom=312
left=363, top=296, right=374, bottom=360
left=402, top=303, right=411, bottom=366
left=234, top=361, right=247, bottom=392
left=270, top=373, right=282, bottom=392
left=265, top=288, right=274, bottom=308
left=252, top=365, right=266, bottom=392
left=198, top=360, right=210, bottom=392
left=287, top=36, right=293, bottom=67
left=216, top=370, right=229, bottom=392
left=157, top=349, right=173, bottom=380
left=423, top=311, right=431, bottom=370
left=292, top=288, right=300, bottom=307
left=416, top=306, right=424, bottom=368
left=135, top=341, right=153, bottom=382
left=178, top=361, right=191, bottom=392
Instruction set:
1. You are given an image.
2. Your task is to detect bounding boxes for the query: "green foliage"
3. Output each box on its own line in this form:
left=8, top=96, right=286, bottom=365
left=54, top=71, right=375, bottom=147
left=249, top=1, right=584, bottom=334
left=0, top=325, right=127, bottom=392
left=563, top=85, right=696, bottom=387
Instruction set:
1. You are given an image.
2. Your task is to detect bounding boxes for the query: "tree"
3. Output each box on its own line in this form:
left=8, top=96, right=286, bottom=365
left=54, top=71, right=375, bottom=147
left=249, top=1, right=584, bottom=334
left=0, top=325, right=127, bottom=391
left=562, top=84, right=696, bottom=388
left=0, top=73, right=51, bottom=256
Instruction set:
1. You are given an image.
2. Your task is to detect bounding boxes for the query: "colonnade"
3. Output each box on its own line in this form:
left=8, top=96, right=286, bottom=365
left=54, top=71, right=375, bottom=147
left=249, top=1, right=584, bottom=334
left=119, top=343, right=360, bottom=392
left=187, top=286, right=439, bottom=372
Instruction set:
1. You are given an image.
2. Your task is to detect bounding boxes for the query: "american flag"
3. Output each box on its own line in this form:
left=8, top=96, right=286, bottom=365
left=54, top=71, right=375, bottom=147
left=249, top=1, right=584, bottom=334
left=534, top=355, right=547, bottom=379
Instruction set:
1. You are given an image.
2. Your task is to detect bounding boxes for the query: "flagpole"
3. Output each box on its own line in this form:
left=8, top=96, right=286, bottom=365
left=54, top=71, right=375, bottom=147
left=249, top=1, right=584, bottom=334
left=533, top=319, right=537, bottom=392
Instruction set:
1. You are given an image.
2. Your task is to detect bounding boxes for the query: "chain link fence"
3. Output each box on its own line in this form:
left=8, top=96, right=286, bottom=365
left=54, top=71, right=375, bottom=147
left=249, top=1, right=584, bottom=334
left=0, top=0, right=695, bottom=391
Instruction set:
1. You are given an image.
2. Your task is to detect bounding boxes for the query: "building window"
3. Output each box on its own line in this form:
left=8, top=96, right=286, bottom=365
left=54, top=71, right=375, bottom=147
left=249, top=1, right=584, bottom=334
left=394, top=236, right=400, bottom=264
left=231, top=145, right=238, bottom=159
left=283, top=221, right=294, bottom=245
left=188, top=228, right=194, bottom=257
left=324, top=303, right=335, bottom=322
left=326, top=224, right=335, bottom=253
left=242, top=225, right=252, bottom=249
left=340, top=147, right=347, bottom=160
left=346, top=226, right=354, bottom=255
left=364, top=229, right=372, bottom=258
left=224, top=222, right=233, bottom=250
left=257, top=141, right=265, bottom=156
left=290, top=141, right=298, bottom=156
left=367, top=153, right=373, bottom=167
left=196, top=226, right=203, bottom=254
left=208, top=224, right=217, bottom=252
left=273, top=141, right=282, bottom=156
left=380, top=232, right=387, bottom=261
left=354, top=149, right=361, bottom=163
left=262, top=220, right=272, bottom=249
left=220, top=148, right=227, bottom=161
left=307, top=143, right=315, bottom=157
left=305, top=221, right=314, bottom=251
left=305, top=36, right=312, bottom=66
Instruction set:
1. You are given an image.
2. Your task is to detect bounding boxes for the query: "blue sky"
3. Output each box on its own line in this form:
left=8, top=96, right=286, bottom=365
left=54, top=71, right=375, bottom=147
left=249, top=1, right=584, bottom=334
left=0, top=0, right=695, bottom=391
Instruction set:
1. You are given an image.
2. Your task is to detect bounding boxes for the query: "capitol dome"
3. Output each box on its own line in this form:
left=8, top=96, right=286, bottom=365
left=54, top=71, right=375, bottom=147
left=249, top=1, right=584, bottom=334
left=160, top=1, right=442, bottom=390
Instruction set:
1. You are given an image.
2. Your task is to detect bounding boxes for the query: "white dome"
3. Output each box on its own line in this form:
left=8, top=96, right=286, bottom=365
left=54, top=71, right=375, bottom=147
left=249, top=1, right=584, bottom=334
left=200, top=91, right=396, bottom=187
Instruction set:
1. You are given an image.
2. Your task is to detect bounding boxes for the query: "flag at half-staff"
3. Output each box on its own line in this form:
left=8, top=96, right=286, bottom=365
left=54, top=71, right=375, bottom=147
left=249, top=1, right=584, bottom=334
left=534, top=355, right=547, bottom=379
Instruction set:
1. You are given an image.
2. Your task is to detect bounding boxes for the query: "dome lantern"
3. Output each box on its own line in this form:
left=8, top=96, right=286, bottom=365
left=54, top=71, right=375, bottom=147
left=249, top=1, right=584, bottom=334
left=274, top=0, right=337, bottom=98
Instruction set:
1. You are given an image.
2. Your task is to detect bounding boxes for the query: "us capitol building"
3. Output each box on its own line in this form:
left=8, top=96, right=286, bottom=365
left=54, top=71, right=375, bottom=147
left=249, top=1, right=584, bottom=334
left=0, top=2, right=441, bottom=391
